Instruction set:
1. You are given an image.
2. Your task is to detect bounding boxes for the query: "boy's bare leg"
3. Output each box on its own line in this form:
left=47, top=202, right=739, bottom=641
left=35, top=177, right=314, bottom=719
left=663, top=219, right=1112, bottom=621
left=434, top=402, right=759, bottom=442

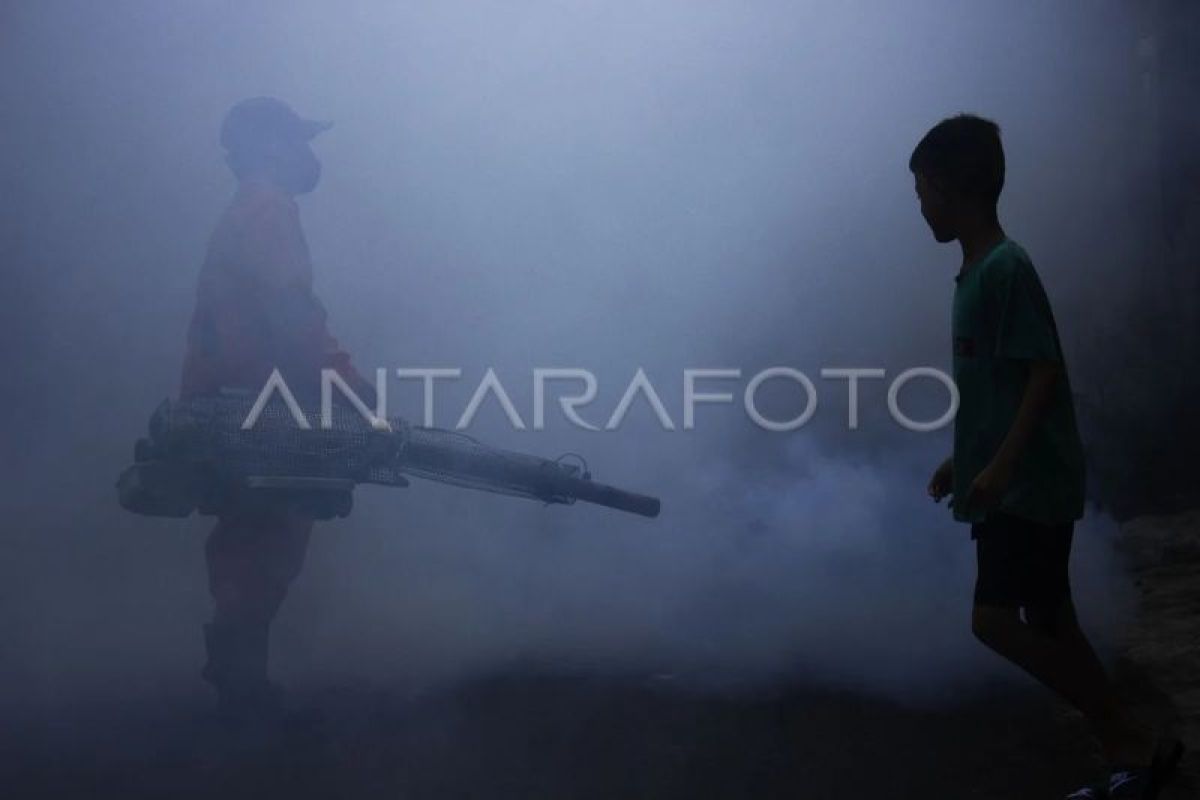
left=971, top=600, right=1153, bottom=766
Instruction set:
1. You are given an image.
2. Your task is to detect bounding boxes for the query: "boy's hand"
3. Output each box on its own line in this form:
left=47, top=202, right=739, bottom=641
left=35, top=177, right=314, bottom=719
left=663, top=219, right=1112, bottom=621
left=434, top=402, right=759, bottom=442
left=963, top=458, right=1013, bottom=514
left=927, top=457, right=953, bottom=502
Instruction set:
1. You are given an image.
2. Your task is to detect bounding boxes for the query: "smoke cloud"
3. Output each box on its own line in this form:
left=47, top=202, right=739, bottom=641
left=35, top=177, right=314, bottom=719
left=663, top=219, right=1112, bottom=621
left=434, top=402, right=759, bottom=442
left=0, top=1, right=1154, bottom=719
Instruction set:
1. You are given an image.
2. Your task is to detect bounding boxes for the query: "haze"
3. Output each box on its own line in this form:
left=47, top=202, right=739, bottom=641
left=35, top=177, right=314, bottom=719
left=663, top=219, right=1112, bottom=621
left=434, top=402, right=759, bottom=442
left=0, top=1, right=1157, bottom=719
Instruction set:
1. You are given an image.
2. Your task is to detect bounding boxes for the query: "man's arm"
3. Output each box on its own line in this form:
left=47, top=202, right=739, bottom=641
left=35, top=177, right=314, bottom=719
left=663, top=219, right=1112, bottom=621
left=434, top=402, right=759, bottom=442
left=320, top=328, right=379, bottom=406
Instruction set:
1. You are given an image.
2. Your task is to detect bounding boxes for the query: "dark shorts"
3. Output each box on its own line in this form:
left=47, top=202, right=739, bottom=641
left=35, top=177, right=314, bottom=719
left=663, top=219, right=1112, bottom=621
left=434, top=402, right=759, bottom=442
left=972, top=511, right=1074, bottom=610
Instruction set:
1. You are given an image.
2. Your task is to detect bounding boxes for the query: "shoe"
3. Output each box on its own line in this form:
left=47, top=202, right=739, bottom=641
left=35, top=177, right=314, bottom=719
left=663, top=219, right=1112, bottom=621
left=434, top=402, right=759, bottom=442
left=1065, top=769, right=1148, bottom=799
left=1067, top=738, right=1186, bottom=800
left=1105, top=767, right=1148, bottom=799
left=202, top=619, right=285, bottom=728
left=1065, top=781, right=1107, bottom=799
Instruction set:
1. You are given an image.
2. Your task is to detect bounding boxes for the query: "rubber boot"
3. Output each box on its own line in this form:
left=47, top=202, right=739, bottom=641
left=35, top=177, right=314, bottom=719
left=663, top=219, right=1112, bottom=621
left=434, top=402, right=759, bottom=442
left=201, top=619, right=283, bottom=728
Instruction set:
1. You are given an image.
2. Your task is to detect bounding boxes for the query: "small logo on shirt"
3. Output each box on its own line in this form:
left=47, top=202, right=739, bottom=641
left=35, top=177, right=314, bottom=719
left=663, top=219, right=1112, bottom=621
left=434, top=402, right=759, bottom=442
left=954, top=337, right=976, bottom=357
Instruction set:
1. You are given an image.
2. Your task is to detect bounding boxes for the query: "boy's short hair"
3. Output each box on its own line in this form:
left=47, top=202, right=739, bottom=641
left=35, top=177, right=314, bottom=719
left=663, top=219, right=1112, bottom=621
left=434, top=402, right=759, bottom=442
left=909, top=114, right=1005, bottom=207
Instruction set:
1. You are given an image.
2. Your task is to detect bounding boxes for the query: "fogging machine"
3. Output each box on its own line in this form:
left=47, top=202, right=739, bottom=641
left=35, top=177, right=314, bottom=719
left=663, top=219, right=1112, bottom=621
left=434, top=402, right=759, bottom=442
left=117, top=392, right=661, bottom=520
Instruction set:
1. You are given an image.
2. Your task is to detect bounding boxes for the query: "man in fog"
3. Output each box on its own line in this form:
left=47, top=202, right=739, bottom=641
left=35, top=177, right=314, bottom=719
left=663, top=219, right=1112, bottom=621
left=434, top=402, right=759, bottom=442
left=180, top=97, right=375, bottom=723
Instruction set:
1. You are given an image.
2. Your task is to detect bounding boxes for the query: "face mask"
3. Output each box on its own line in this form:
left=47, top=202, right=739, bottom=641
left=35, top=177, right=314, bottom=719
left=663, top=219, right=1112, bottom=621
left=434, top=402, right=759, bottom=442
left=286, top=146, right=322, bottom=195
left=265, top=142, right=321, bottom=195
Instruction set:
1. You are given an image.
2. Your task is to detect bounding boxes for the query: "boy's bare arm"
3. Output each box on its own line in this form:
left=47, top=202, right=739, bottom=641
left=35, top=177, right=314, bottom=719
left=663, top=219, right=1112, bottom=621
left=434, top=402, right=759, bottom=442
left=965, top=360, right=1060, bottom=512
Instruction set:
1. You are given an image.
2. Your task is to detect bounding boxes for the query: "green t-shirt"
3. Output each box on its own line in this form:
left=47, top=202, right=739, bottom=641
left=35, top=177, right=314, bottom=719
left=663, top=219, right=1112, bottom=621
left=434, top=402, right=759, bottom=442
left=950, top=238, right=1085, bottom=525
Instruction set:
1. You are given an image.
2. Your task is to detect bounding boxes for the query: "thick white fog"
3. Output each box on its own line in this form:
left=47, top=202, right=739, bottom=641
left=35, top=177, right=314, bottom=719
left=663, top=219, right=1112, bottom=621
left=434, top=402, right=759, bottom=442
left=0, top=1, right=1159, bottom=715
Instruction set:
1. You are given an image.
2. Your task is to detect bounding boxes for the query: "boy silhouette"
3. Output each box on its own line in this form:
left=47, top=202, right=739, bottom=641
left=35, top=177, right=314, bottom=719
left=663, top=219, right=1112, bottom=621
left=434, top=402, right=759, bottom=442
left=911, top=114, right=1181, bottom=799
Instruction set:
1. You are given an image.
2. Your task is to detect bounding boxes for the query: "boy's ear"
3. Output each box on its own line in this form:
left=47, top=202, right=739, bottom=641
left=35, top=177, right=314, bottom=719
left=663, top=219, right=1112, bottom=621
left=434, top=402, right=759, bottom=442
left=921, top=172, right=950, bottom=202
left=914, top=170, right=940, bottom=200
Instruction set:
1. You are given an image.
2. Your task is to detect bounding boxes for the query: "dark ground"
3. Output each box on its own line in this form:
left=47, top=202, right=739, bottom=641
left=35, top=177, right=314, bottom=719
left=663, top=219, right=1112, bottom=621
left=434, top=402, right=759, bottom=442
left=1117, top=510, right=1200, bottom=797
left=1, top=671, right=1111, bottom=800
